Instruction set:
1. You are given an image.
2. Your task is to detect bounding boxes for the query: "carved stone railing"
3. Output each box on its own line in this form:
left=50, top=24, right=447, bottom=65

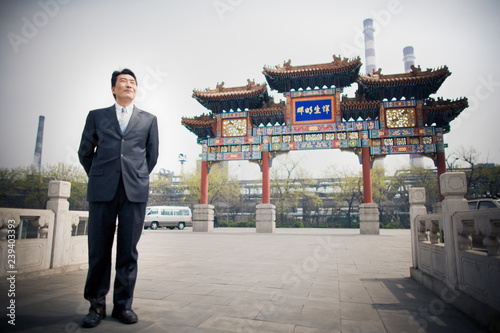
left=0, top=181, right=89, bottom=277
left=0, top=208, right=55, bottom=276
left=410, top=172, right=500, bottom=330
left=454, top=209, right=500, bottom=256
left=413, top=211, right=447, bottom=282
left=68, top=210, right=89, bottom=265
left=416, top=213, right=443, bottom=244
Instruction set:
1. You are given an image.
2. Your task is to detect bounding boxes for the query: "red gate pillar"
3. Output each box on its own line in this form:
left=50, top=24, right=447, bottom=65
left=193, top=160, right=214, bottom=232
left=257, top=151, right=275, bottom=232
left=200, top=161, right=209, bottom=204
left=262, top=151, right=270, bottom=204
left=362, top=146, right=372, bottom=204
left=360, top=146, right=379, bottom=234
left=436, top=151, right=447, bottom=202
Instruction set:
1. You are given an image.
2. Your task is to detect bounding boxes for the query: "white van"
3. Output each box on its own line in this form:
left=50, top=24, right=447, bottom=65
left=144, top=206, right=192, bottom=230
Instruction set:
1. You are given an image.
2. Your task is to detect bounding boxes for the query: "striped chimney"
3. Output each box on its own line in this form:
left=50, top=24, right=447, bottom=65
left=403, top=46, right=416, bottom=73
left=363, top=18, right=376, bottom=75
left=364, top=18, right=385, bottom=169
left=403, top=47, right=424, bottom=168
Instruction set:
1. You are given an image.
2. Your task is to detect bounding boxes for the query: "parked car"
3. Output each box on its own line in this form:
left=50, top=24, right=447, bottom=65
left=144, top=206, right=192, bottom=230
left=468, top=198, right=500, bottom=210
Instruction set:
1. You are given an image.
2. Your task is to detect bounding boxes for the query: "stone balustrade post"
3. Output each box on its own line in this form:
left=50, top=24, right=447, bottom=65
left=46, top=180, right=71, bottom=268
left=440, top=172, right=468, bottom=289
left=409, top=187, right=427, bottom=268
left=192, top=204, right=214, bottom=232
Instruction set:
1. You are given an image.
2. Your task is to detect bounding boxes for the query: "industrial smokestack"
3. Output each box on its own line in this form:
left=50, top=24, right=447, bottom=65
left=364, top=18, right=385, bottom=170
left=403, top=46, right=415, bottom=73
left=403, top=47, right=424, bottom=168
left=363, top=18, right=376, bottom=75
left=33, top=115, right=45, bottom=172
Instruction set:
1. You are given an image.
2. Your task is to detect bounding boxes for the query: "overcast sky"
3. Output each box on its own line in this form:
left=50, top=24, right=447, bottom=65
left=1, top=0, right=499, bottom=179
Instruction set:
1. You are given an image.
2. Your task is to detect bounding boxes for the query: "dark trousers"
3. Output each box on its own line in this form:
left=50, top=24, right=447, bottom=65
left=84, top=177, right=146, bottom=311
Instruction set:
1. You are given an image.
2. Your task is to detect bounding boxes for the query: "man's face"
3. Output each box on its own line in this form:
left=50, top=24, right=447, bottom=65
left=112, top=74, right=137, bottom=102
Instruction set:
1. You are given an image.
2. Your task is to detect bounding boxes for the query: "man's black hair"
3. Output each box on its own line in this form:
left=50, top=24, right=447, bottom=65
left=111, top=68, right=137, bottom=99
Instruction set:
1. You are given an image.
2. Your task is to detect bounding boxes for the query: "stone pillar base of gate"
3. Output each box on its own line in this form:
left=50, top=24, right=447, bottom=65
left=192, top=204, right=214, bottom=232
left=256, top=204, right=275, bottom=233
left=359, top=203, right=380, bottom=235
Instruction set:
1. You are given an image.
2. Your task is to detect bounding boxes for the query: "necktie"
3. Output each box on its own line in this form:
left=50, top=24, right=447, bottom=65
left=119, top=107, right=127, bottom=134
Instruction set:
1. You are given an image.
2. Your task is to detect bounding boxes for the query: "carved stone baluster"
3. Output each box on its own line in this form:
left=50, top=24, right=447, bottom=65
left=433, top=203, right=444, bottom=243
left=70, top=214, right=80, bottom=235
left=0, top=211, right=19, bottom=241
left=427, top=218, right=440, bottom=244
left=483, top=237, right=500, bottom=256
left=37, top=214, right=51, bottom=239
left=475, top=215, right=500, bottom=256
left=0, top=212, right=7, bottom=240
left=455, top=219, right=474, bottom=251
left=417, top=217, right=427, bottom=242
left=38, top=226, right=49, bottom=239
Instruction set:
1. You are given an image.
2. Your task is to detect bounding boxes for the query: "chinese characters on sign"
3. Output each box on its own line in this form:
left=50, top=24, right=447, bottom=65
left=293, top=96, right=335, bottom=124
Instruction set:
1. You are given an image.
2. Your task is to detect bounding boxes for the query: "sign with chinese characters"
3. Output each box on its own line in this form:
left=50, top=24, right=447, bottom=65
left=292, top=95, right=335, bottom=125
left=194, top=96, right=440, bottom=161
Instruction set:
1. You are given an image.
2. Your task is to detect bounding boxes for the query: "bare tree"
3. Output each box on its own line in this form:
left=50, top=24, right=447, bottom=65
left=323, top=165, right=362, bottom=228
left=270, top=154, right=300, bottom=227
left=447, top=146, right=499, bottom=198
left=295, top=168, right=322, bottom=226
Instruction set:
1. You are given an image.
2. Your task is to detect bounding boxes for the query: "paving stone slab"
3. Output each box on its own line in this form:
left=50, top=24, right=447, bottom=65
left=0, top=228, right=489, bottom=332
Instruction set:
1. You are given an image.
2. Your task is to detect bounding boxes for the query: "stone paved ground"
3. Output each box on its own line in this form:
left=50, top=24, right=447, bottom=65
left=0, top=228, right=488, bottom=332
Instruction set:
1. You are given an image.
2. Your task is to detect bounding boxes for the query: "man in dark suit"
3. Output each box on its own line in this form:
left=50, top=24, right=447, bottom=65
left=78, top=68, right=159, bottom=328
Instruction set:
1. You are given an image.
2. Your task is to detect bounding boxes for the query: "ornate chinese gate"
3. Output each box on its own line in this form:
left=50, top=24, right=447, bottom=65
left=182, top=55, right=468, bottom=233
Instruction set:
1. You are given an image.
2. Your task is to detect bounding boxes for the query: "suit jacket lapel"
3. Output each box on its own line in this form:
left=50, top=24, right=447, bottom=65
left=104, top=105, right=122, bottom=135
left=124, top=106, right=143, bottom=136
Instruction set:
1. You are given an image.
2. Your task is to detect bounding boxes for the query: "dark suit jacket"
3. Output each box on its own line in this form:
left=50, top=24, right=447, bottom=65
left=78, top=105, right=159, bottom=203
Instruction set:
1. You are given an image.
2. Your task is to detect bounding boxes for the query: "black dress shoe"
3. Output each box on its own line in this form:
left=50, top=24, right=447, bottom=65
left=111, top=308, right=138, bottom=324
left=82, top=305, right=106, bottom=328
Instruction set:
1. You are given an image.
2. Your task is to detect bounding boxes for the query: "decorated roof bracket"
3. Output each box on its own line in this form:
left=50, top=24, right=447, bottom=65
left=182, top=54, right=468, bottom=164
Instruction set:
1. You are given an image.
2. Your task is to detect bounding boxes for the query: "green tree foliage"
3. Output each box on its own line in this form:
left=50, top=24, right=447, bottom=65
left=371, top=164, right=389, bottom=207
left=148, top=176, right=182, bottom=206
left=180, top=162, right=242, bottom=221
left=45, top=163, right=88, bottom=210
left=180, top=167, right=202, bottom=208
left=470, top=164, right=500, bottom=199
left=0, top=163, right=88, bottom=210
left=382, top=166, right=438, bottom=228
